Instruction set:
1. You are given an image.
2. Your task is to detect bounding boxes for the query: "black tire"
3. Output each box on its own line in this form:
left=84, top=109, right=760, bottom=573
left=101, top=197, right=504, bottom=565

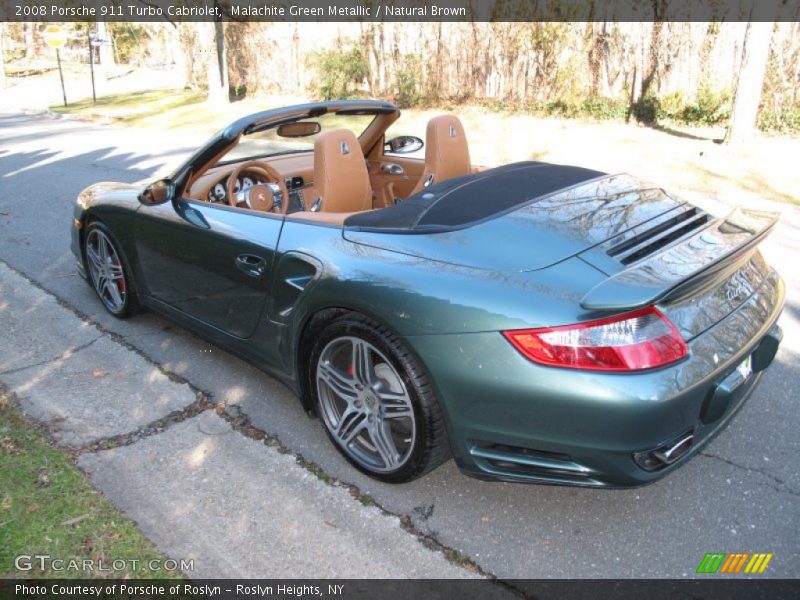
left=308, top=312, right=450, bottom=483
left=83, top=221, right=138, bottom=318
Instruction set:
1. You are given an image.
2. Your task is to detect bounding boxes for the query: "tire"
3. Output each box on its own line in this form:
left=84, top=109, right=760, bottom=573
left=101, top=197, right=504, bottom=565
left=309, top=312, right=450, bottom=483
left=83, top=221, right=138, bottom=318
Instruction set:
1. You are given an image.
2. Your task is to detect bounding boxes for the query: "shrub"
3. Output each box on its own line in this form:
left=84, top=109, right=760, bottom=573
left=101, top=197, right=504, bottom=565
left=631, top=96, right=659, bottom=124
left=656, top=91, right=687, bottom=121
left=395, top=54, right=422, bottom=108
left=581, top=96, right=627, bottom=120
left=312, top=45, right=369, bottom=100
left=682, top=84, right=731, bottom=125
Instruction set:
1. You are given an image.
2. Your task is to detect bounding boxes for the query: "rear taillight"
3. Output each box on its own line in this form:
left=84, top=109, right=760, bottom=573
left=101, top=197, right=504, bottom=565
left=502, top=307, right=688, bottom=371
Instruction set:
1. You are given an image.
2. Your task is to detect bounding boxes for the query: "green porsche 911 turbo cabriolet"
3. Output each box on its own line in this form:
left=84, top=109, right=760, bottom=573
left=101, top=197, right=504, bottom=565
left=70, top=100, right=783, bottom=486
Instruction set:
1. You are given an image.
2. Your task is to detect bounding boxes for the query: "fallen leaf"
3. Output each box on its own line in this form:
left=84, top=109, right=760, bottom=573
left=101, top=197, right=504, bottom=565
left=62, top=514, right=92, bottom=527
left=0, top=436, right=23, bottom=455
left=92, top=369, right=109, bottom=378
left=481, top=515, right=492, bottom=523
left=323, top=520, right=337, bottom=529
left=26, top=503, right=39, bottom=514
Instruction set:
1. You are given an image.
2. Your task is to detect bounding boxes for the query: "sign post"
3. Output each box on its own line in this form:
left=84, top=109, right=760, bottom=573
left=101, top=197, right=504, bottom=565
left=43, top=25, right=67, bottom=107
left=88, top=30, right=96, bottom=104
left=87, top=30, right=111, bottom=105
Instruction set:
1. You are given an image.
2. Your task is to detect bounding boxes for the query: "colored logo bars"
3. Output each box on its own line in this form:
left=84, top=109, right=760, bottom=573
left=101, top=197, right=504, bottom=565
left=696, top=552, right=773, bottom=574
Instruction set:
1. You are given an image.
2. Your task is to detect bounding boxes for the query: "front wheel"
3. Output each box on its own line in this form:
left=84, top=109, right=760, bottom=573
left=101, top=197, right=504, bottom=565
left=309, top=313, right=450, bottom=483
left=84, top=221, right=136, bottom=318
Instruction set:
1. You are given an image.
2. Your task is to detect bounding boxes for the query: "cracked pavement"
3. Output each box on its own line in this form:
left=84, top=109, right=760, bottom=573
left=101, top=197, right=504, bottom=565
left=0, top=260, right=483, bottom=580
left=0, top=110, right=798, bottom=579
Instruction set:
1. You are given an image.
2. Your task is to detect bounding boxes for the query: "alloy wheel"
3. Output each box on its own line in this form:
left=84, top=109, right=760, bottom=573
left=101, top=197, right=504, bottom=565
left=85, top=228, right=127, bottom=314
left=316, top=336, right=416, bottom=473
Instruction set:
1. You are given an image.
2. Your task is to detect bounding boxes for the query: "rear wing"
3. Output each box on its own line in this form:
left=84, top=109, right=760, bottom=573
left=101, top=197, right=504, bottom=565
left=580, top=207, right=779, bottom=311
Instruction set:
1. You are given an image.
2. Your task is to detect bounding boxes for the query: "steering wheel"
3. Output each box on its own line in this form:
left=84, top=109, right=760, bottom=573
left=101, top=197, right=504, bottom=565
left=226, top=160, right=289, bottom=213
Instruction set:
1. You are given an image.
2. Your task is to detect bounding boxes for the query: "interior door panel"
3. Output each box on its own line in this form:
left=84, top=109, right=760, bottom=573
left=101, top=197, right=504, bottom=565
left=367, top=155, right=425, bottom=207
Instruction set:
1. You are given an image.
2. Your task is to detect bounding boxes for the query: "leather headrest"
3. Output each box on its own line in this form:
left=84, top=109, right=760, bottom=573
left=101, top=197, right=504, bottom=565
left=313, top=129, right=372, bottom=213
left=424, top=115, right=471, bottom=184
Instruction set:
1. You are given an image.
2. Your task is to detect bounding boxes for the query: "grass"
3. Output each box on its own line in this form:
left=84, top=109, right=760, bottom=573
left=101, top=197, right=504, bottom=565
left=50, top=89, right=207, bottom=128
left=0, top=390, right=180, bottom=579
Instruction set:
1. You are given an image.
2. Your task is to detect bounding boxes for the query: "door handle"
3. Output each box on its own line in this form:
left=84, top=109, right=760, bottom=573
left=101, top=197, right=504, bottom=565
left=381, top=163, right=405, bottom=176
left=235, top=254, right=267, bottom=278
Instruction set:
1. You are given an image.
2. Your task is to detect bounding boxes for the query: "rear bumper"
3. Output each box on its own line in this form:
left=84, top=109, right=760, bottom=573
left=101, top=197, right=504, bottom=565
left=406, top=271, right=784, bottom=487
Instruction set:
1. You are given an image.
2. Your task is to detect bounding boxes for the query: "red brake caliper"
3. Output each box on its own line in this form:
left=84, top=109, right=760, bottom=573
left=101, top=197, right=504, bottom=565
left=113, top=257, right=125, bottom=294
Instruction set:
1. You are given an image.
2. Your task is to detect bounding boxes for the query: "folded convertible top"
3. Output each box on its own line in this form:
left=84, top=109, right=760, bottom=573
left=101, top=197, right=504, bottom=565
left=344, top=161, right=606, bottom=232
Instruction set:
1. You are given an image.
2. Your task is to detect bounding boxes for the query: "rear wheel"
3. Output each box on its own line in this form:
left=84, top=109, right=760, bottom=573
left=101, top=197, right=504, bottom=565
left=309, top=313, right=449, bottom=483
left=84, top=222, right=136, bottom=318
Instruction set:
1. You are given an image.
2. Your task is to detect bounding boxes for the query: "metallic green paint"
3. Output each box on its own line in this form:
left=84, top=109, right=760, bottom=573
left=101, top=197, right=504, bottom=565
left=70, top=100, right=785, bottom=486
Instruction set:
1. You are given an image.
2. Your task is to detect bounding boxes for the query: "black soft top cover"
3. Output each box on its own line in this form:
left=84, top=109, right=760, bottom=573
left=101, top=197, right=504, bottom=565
left=344, top=161, right=606, bottom=232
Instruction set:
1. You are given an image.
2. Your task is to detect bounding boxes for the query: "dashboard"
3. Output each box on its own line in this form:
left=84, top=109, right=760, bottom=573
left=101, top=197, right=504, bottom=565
left=189, top=154, right=319, bottom=214
left=207, top=172, right=268, bottom=205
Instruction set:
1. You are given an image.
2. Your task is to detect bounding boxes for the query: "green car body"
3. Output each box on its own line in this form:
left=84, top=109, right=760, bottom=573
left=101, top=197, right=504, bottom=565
left=70, top=101, right=784, bottom=487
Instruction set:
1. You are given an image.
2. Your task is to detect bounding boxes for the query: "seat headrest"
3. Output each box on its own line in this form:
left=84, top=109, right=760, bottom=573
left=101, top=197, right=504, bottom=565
left=424, top=115, right=471, bottom=184
left=313, top=129, right=372, bottom=213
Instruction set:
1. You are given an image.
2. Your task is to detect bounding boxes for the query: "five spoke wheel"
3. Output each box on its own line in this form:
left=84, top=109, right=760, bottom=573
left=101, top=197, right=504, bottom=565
left=316, top=336, right=416, bottom=473
left=85, top=226, right=128, bottom=315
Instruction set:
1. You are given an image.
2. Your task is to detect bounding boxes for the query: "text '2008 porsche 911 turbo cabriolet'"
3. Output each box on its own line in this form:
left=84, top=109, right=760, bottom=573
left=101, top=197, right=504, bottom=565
left=70, top=100, right=784, bottom=486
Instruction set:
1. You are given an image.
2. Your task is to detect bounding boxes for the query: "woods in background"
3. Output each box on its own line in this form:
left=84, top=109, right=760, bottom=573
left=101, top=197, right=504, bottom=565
left=2, top=19, right=799, bottom=135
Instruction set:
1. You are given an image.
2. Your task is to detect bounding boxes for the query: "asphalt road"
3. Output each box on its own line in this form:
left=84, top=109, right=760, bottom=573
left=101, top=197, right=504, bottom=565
left=1, top=111, right=798, bottom=579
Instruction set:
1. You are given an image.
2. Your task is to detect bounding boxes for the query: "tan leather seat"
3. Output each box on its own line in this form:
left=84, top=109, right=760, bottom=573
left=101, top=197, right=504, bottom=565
left=312, top=129, right=372, bottom=213
left=411, top=115, right=471, bottom=194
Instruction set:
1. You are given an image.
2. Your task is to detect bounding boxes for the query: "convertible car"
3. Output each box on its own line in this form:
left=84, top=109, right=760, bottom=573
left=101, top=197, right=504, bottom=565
left=70, top=100, right=784, bottom=486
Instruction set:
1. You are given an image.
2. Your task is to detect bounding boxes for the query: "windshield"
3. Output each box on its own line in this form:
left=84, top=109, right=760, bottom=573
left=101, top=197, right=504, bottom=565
left=224, top=113, right=377, bottom=162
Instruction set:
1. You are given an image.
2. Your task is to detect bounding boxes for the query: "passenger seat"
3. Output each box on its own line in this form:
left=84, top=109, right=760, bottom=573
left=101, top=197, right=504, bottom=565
left=411, top=115, right=471, bottom=194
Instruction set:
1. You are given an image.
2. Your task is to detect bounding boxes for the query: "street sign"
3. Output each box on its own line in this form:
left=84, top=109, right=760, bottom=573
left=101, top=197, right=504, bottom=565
left=43, top=25, right=67, bottom=49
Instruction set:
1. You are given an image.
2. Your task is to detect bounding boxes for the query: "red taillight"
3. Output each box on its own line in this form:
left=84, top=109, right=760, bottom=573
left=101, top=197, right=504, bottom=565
left=502, top=307, right=688, bottom=371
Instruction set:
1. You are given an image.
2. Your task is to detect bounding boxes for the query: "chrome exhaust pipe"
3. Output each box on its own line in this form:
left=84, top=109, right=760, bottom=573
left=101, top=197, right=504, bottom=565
left=653, top=433, right=694, bottom=465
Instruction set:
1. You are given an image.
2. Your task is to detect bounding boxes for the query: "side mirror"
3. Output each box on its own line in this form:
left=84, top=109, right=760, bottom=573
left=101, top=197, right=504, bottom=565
left=138, top=179, right=173, bottom=205
left=385, top=135, right=424, bottom=154
left=277, top=121, right=322, bottom=138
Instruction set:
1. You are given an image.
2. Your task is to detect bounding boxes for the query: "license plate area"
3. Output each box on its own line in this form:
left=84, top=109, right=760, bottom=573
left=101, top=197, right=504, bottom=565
left=700, top=353, right=755, bottom=424
left=735, top=354, right=753, bottom=383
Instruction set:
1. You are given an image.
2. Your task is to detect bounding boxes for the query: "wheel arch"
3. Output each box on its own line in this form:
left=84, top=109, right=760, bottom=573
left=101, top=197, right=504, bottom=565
left=293, top=303, right=429, bottom=415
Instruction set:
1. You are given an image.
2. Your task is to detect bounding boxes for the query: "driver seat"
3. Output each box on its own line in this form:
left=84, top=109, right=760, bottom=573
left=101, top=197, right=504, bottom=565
left=311, top=129, right=372, bottom=213
left=410, top=115, right=471, bottom=194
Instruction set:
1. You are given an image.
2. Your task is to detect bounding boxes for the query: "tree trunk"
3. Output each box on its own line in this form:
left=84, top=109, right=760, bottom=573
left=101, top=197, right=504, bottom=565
left=96, top=21, right=114, bottom=70
left=24, top=23, right=35, bottom=60
left=0, top=22, right=7, bottom=88
left=206, top=20, right=229, bottom=104
left=726, top=21, right=774, bottom=143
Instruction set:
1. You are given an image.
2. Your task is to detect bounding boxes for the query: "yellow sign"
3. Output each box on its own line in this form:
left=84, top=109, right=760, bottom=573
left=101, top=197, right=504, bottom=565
left=43, top=25, right=67, bottom=50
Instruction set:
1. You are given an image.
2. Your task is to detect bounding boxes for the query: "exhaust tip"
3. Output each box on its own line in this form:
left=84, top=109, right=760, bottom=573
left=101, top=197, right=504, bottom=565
left=634, top=431, right=694, bottom=471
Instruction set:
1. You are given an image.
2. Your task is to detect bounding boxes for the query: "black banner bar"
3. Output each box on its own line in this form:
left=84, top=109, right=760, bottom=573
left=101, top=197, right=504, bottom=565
left=2, top=579, right=800, bottom=600
left=0, top=0, right=797, bottom=23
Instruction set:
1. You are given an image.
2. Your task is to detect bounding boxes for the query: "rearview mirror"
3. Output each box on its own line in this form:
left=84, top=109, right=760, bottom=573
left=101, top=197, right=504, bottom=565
left=138, top=178, right=173, bottom=206
left=385, top=135, right=424, bottom=154
left=277, top=121, right=322, bottom=138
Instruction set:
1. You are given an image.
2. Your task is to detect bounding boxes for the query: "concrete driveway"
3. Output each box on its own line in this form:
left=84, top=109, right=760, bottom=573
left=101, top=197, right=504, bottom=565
left=0, top=110, right=798, bottom=580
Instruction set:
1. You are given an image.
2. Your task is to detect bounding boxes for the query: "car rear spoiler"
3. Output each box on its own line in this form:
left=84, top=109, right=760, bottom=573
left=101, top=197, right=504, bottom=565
left=580, top=207, right=779, bottom=311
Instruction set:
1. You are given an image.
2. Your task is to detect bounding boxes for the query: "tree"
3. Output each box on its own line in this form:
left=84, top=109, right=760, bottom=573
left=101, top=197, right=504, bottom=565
left=206, top=20, right=229, bottom=104
left=726, top=21, right=775, bottom=143
left=0, top=22, right=6, bottom=88
left=96, top=20, right=114, bottom=70
left=24, top=23, right=35, bottom=60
